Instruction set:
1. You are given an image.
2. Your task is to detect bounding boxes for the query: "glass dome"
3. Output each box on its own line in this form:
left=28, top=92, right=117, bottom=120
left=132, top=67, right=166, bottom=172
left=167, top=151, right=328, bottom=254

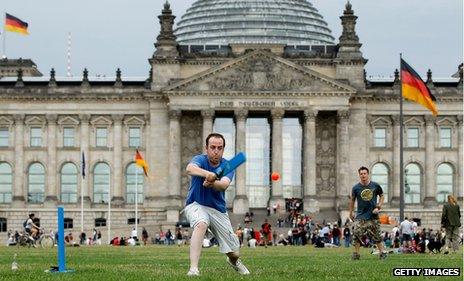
left=174, top=0, right=335, bottom=45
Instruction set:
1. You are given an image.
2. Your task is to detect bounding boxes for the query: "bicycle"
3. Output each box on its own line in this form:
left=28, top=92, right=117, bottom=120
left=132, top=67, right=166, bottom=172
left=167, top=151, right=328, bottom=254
left=37, top=229, right=55, bottom=248
left=17, top=228, right=55, bottom=248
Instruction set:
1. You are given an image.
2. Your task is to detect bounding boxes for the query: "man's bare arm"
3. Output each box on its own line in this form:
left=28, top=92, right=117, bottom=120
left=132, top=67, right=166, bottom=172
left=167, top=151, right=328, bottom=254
left=186, top=163, right=217, bottom=182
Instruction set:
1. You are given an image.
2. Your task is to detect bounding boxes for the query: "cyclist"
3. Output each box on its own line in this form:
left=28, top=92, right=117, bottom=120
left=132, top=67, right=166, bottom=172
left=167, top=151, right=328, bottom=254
left=24, top=213, right=40, bottom=241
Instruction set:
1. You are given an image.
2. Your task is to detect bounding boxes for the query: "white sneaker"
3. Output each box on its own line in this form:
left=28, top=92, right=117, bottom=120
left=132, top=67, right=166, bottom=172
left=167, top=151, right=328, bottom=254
left=187, top=268, right=200, bottom=276
left=227, top=258, right=250, bottom=275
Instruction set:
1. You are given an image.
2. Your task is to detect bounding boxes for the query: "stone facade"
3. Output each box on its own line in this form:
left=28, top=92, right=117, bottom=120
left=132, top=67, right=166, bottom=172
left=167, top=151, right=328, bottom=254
left=0, top=58, right=43, bottom=78
left=0, top=2, right=462, bottom=240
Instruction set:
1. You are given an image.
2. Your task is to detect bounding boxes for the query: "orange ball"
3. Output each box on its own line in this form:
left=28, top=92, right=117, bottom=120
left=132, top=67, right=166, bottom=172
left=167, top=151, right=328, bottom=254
left=271, top=172, right=280, bottom=181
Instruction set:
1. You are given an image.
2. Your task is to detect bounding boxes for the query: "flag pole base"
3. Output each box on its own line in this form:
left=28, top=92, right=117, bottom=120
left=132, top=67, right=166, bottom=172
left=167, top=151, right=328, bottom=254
left=45, top=266, right=75, bottom=273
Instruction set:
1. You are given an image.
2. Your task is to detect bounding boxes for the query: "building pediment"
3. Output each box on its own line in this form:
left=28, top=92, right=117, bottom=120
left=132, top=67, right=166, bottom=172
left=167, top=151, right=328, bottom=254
left=90, top=116, right=112, bottom=126
left=0, top=116, right=13, bottom=126
left=57, top=116, right=80, bottom=126
left=435, top=117, right=457, bottom=127
left=164, top=50, right=356, bottom=95
left=404, top=116, right=424, bottom=126
left=25, top=116, right=46, bottom=126
left=367, top=115, right=391, bottom=127
left=123, top=116, right=145, bottom=126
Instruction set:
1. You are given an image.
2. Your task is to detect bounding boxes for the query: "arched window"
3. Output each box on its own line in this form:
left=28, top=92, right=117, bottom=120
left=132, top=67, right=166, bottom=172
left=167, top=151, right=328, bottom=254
left=64, top=218, right=73, bottom=229
left=436, top=163, right=453, bottom=203
left=405, top=163, right=421, bottom=204
left=0, top=162, right=12, bottom=203
left=93, top=163, right=110, bottom=203
left=0, top=217, right=6, bottom=232
left=371, top=163, right=389, bottom=203
left=126, top=163, right=144, bottom=204
left=61, top=163, right=78, bottom=203
left=28, top=163, right=45, bottom=203
left=127, top=218, right=140, bottom=225
left=95, top=218, right=106, bottom=227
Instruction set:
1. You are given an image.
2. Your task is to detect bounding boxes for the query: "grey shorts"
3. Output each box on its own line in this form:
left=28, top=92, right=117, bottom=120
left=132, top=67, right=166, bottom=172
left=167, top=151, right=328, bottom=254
left=184, top=202, right=239, bottom=254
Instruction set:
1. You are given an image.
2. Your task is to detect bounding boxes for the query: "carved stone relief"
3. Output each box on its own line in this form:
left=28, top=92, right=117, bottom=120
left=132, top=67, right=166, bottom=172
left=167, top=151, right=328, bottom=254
left=183, top=54, right=331, bottom=92
left=316, top=114, right=337, bottom=195
left=180, top=112, right=203, bottom=199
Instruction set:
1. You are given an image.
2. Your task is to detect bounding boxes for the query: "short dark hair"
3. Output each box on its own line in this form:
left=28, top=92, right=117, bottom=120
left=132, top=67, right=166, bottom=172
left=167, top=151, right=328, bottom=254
left=358, top=166, right=369, bottom=174
left=29, top=213, right=35, bottom=218
left=206, top=133, right=225, bottom=148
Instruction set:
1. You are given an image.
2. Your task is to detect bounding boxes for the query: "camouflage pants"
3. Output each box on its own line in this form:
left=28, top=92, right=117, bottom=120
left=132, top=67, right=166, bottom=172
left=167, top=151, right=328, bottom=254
left=353, top=219, right=381, bottom=245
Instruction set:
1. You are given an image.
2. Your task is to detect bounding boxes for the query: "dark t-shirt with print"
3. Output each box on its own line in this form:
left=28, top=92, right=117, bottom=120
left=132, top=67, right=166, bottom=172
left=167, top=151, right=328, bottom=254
left=351, top=181, right=383, bottom=220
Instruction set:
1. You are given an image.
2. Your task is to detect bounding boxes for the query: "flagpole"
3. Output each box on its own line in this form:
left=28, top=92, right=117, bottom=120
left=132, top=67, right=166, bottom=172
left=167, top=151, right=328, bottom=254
left=81, top=152, right=84, bottom=233
left=135, top=166, right=138, bottom=238
left=108, top=171, right=111, bottom=245
left=2, top=12, right=6, bottom=58
left=399, top=53, right=405, bottom=222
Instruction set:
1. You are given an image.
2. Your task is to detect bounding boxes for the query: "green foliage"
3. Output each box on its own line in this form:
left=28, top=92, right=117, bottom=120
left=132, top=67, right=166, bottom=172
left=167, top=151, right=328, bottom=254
left=0, top=245, right=461, bottom=280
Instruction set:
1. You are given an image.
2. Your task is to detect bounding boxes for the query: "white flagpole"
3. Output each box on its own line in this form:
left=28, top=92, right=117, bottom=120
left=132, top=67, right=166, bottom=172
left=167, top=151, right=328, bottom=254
left=2, top=12, right=6, bottom=58
left=107, top=171, right=111, bottom=244
left=80, top=152, right=84, bottom=233
left=135, top=166, right=138, bottom=237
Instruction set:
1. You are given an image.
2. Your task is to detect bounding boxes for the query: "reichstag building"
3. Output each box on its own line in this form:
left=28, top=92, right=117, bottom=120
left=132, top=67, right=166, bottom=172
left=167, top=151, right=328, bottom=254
left=0, top=0, right=462, bottom=236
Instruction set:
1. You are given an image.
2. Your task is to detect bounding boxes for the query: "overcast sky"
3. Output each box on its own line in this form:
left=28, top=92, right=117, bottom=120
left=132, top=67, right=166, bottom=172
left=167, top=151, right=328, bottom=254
left=3, top=0, right=462, bottom=78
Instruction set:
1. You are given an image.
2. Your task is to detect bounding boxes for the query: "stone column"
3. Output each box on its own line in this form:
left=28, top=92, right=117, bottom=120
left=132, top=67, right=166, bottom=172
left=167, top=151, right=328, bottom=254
left=337, top=109, right=351, bottom=208
left=303, top=109, right=318, bottom=213
left=390, top=115, right=401, bottom=206
left=12, top=114, right=25, bottom=206
left=112, top=114, right=124, bottom=205
left=270, top=109, right=285, bottom=212
left=201, top=109, right=214, bottom=149
left=79, top=114, right=91, bottom=203
left=423, top=116, right=436, bottom=206
left=45, top=114, right=58, bottom=205
left=233, top=109, right=249, bottom=214
left=167, top=109, right=182, bottom=222
left=146, top=105, right=169, bottom=203
left=457, top=116, right=463, bottom=202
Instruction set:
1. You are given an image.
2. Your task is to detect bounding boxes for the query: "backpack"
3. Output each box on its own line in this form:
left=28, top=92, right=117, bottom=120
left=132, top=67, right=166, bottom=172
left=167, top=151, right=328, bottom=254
left=23, top=220, right=27, bottom=228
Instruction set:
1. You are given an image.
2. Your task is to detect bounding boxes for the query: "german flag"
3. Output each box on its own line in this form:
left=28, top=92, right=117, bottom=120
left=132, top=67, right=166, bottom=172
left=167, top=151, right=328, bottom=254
left=5, top=13, right=29, bottom=35
left=135, top=149, right=149, bottom=177
left=401, top=58, right=438, bottom=116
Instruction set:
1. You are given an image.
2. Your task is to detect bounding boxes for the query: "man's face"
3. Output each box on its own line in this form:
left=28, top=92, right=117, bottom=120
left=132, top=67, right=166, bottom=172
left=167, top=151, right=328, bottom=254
left=206, top=137, right=224, bottom=165
left=358, top=169, right=369, bottom=182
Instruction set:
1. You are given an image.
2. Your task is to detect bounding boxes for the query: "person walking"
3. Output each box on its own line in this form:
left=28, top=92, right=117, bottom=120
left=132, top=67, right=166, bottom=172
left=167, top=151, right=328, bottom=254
left=399, top=217, right=414, bottom=250
left=343, top=224, right=351, bottom=247
left=441, top=195, right=461, bottom=254
left=184, top=133, right=250, bottom=276
left=349, top=166, right=387, bottom=260
left=142, top=227, right=149, bottom=245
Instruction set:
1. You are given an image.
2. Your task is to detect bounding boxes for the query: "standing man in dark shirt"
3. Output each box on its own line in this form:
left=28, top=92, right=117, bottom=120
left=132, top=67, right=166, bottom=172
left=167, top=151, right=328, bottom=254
left=349, top=166, right=387, bottom=260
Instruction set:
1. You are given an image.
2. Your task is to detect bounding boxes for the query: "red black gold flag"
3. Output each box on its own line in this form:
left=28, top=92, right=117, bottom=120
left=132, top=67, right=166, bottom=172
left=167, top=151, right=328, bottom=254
left=135, top=150, right=149, bottom=177
left=401, top=58, right=438, bottom=116
left=5, top=13, right=29, bottom=35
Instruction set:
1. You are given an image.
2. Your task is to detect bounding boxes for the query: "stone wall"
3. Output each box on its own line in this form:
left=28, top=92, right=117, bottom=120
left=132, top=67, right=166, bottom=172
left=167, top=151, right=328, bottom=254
left=315, top=112, right=337, bottom=208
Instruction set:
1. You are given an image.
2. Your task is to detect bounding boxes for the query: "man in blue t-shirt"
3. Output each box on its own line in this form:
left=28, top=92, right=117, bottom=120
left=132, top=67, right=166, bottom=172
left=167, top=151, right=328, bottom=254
left=349, top=166, right=387, bottom=260
left=184, top=133, right=250, bottom=277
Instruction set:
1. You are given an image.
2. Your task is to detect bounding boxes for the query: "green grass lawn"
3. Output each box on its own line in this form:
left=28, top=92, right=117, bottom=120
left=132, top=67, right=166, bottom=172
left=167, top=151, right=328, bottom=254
left=0, top=245, right=462, bottom=281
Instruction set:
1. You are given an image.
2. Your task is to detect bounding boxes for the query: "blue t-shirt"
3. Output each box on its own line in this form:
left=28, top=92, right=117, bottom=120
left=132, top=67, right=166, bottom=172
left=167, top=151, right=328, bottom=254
left=185, top=154, right=234, bottom=213
left=351, top=181, right=383, bottom=220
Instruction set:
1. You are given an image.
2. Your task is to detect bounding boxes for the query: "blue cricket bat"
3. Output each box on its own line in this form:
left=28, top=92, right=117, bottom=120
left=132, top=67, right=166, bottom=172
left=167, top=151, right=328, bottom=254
left=214, top=152, right=246, bottom=179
